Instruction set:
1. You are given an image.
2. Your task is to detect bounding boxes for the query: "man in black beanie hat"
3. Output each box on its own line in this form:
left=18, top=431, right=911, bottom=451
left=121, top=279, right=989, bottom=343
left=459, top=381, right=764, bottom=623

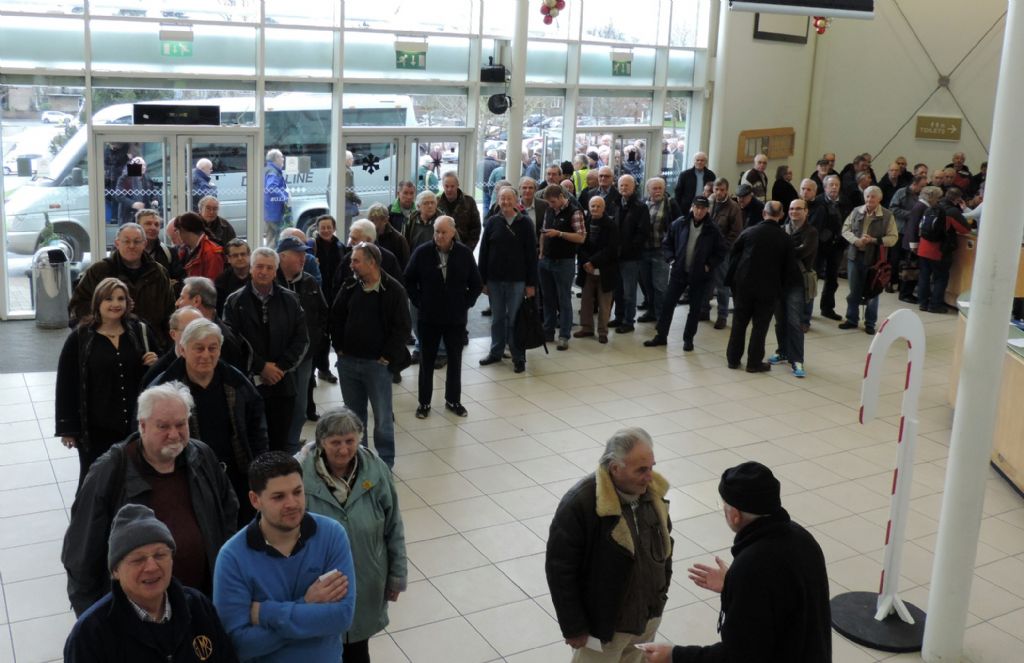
left=64, top=504, right=238, bottom=662
left=639, top=461, right=831, bottom=663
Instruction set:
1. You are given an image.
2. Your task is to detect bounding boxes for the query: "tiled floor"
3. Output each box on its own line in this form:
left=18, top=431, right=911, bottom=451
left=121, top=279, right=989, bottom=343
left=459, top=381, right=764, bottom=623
left=1, top=289, right=1024, bottom=662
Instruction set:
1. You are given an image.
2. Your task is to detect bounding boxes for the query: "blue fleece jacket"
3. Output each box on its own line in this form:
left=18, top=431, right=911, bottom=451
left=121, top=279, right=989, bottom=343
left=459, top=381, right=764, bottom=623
left=213, top=512, right=356, bottom=663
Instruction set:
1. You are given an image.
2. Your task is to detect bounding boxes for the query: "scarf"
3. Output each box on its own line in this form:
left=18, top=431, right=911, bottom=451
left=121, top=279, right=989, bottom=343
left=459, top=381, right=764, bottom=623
left=314, top=445, right=358, bottom=506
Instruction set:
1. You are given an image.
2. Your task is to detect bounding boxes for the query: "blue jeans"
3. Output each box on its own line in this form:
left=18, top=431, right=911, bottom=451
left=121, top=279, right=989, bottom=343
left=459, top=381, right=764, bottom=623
left=845, top=259, right=879, bottom=327
left=774, top=285, right=806, bottom=364
left=337, top=355, right=395, bottom=467
left=704, top=255, right=731, bottom=320
left=917, top=257, right=950, bottom=310
left=287, top=357, right=313, bottom=453
left=638, top=249, right=669, bottom=319
left=488, top=280, right=526, bottom=361
left=616, top=260, right=641, bottom=326
left=539, top=257, right=576, bottom=340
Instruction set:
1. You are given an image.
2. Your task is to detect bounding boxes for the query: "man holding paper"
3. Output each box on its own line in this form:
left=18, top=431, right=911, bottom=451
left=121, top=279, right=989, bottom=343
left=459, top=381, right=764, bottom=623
left=545, top=428, right=672, bottom=662
left=213, top=452, right=356, bottom=663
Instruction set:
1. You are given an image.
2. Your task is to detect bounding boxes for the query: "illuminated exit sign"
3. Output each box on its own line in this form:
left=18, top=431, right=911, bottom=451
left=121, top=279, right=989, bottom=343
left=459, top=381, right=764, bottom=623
left=161, top=41, right=193, bottom=57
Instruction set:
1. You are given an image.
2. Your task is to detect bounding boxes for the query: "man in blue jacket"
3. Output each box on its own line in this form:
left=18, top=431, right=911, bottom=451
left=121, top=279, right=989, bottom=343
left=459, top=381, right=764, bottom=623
left=644, top=196, right=726, bottom=352
left=214, top=452, right=356, bottom=663
left=264, top=149, right=290, bottom=246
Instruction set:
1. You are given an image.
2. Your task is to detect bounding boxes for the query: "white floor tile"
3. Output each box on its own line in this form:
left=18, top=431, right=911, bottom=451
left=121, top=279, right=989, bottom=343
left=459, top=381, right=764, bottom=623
left=392, top=616, right=499, bottom=663
left=465, top=599, right=561, bottom=656
left=430, top=565, right=528, bottom=615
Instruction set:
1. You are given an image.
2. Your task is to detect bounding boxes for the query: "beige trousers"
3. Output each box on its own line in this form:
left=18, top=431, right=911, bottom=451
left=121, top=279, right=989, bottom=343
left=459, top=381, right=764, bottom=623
left=569, top=617, right=661, bottom=663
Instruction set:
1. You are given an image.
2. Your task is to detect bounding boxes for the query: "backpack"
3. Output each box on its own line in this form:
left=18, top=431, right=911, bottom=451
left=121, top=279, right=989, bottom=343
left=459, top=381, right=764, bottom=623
left=918, top=207, right=946, bottom=242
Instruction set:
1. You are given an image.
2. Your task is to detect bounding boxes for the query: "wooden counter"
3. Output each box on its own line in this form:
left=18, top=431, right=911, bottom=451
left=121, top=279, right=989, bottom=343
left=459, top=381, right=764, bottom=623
left=949, top=300, right=1024, bottom=494
left=945, top=234, right=1024, bottom=307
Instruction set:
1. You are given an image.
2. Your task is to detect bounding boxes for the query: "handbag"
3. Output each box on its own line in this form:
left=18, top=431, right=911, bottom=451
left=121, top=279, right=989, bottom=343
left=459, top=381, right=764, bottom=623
left=802, top=269, right=818, bottom=303
left=514, top=296, right=548, bottom=353
left=862, top=245, right=891, bottom=303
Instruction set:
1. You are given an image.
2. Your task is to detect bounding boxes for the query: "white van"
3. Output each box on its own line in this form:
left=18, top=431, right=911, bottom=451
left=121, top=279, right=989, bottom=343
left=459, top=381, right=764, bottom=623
left=4, top=93, right=415, bottom=260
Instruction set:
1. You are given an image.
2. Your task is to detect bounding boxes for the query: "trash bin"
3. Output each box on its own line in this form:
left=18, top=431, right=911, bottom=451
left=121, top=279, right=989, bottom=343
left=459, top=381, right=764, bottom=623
left=32, top=245, right=71, bottom=329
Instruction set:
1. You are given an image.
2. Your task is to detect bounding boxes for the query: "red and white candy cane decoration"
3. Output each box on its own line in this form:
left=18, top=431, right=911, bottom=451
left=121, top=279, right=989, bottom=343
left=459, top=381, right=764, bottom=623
left=860, top=308, right=926, bottom=624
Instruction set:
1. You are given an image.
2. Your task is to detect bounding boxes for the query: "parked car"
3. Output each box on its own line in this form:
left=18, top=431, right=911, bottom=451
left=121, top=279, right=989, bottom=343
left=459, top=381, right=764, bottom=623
left=40, top=111, right=74, bottom=124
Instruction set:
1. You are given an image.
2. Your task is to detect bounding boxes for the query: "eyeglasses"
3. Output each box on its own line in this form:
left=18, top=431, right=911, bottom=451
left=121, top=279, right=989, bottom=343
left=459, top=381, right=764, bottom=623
left=122, top=548, right=173, bottom=568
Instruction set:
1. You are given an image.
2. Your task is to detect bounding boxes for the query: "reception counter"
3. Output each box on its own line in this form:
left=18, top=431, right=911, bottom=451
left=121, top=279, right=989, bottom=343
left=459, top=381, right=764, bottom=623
left=948, top=292, right=1024, bottom=494
left=945, top=233, right=1024, bottom=307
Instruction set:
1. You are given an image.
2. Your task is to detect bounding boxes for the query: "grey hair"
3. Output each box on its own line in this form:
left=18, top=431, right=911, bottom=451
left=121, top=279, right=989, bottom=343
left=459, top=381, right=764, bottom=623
left=350, top=219, right=378, bottom=242
left=919, top=186, right=944, bottom=205
left=416, top=190, right=437, bottom=206
left=182, top=276, right=217, bottom=311
left=366, top=202, right=389, bottom=222
left=823, top=174, right=840, bottom=187
left=197, top=195, right=219, bottom=212
left=599, top=427, right=654, bottom=470
left=315, top=407, right=365, bottom=444
left=250, top=246, right=280, bottom=268
left=137, top=381, right=194, bottom=421
left=863, top=185, right=882, bottom=199
left=179, top=317, right=223, bottom=349
left=442, top=171, right=460, bottom=185
left=169, top=306, right=202, bottom=332
left=134, top=208, right=161, bottom=224
left=266, top=148, right=283, bottom=162
left=353, top=241, right=382, bottom=267
left=434, top=215, right=456, bottom=231
left=116, top=223, right=145, bottom=241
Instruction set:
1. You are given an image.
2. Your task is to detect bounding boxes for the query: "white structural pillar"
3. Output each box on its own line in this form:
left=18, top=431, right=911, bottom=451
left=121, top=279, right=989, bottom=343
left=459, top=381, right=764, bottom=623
left=505, top=0, right=529, bottom=176
left=706, top=0, right=732, bottom=163
left=923, top=1, right=1024, bottom=660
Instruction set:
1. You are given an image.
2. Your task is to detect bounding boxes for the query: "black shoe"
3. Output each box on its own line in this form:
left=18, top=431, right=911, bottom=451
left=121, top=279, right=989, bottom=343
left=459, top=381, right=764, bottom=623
left=864, top=326, right=876, bottom=335
left=479, top=355, right=502, bottom=366
left=728, top=361, right=741, bottom=369
left=637, top=313, right=657, bottom=323
left=445, top=401, right=468, bottom=417
left=513, top=360, right=526, bottom=373
left=318, top=370, right=338, bottom=384
left=838, top=321, right=858, bottom=330
left=746, top=362, right=771, bottom=373
left=434, top=356, right=448, bottom=369
left=714, top=318, right=727, bottom=330
left=643, top=336, right=667, bottom=347
left=821, top=310, right=843, bottom=321
left=608, top=318, right=623, bottom=328
left=698, top=311, right=711, bottom=322
left=615, top=324, right=635, bottom=334
left=392, top=372, right=402, bottom=384
left=411, top=350, right=421, bottom=362
left=683, top=339, right=694, bottom=352
left=481, top=308, right=492, bottom=317
left=544, top=333, right=555, bottom=343
left=415, top=404, right=430, bottom=419
left=306, top=412, right=320, bottom=422
left=929, top=306, right=950, bottom=314
left=899, top=295, right=919, bottom=304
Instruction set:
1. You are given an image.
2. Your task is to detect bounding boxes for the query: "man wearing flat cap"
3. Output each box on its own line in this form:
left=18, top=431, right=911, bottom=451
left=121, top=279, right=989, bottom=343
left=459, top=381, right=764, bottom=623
left=64, top=504, right=238, bottom=662
left=639, top=461, right=830, bottom=663
left=546, top=427, right=672, bottom=662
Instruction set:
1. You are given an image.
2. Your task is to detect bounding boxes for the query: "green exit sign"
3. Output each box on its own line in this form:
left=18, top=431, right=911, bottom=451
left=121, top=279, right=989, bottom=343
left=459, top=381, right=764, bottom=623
left=395, top=50, right=426, bottom=70
left=161, top=41, right=193, bottom=57
left=612, top=60, right=632, bottom=77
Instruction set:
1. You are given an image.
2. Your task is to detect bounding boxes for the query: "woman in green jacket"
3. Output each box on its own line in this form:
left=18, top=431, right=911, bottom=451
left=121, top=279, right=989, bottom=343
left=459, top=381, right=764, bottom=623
left=297, top=408, right=407, bottom=663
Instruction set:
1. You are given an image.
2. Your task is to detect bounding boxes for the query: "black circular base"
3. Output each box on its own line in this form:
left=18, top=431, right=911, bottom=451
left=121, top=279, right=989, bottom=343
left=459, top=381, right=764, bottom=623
left=830, top=591, right=926, bottom=653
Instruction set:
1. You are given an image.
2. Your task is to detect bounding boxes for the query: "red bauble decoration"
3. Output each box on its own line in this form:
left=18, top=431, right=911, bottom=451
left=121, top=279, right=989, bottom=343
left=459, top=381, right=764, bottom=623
left=556, top=0, right=566, bottom=8
left=543, top=14, right=553, bottom=24
left=541, top=4, right=550, bottom=14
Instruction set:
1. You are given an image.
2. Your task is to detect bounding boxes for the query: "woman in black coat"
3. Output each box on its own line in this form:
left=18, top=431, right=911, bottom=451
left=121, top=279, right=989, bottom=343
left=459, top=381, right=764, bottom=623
left=151, top=317, right=268, bottom=526
left=56, top=277, right=159, bottom=487
left=772, top=165, right=799, bottom=212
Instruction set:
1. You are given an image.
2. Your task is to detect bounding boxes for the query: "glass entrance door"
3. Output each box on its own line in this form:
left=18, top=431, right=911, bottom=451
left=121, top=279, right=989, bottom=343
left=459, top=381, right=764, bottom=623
left=92, top=129, right=256, bottom=258
left=573, top=128, right=661, bottom=191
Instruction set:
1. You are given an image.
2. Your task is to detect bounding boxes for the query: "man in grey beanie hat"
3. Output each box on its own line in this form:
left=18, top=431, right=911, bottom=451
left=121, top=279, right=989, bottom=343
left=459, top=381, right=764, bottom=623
left=65, top=503, right=239, bottom=662
left=638, top=461, right=831, bottom=663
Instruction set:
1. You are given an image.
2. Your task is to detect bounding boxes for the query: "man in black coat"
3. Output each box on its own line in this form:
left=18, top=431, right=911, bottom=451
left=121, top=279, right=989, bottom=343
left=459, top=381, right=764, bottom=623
left=673, top=152, right=715, bottom=214
left=330, top=242, right=411, bottom=468
left=404, top=216, right=482, bottom=419
left=724, top=201, right=801, bottom=372
left=612, top=174, right=652, bottom=333
left=64, top=504, right=239, bottom=662
left=223, top=247, right=309, bottom=451
left=645, top=196, right=725, bottom=351
left=639, top=462, right=830, bottom=663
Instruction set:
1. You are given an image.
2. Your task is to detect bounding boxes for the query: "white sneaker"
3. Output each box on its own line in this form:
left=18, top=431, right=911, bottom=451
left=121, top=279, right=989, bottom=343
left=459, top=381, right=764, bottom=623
left=557, top=338, right=569, bottom=351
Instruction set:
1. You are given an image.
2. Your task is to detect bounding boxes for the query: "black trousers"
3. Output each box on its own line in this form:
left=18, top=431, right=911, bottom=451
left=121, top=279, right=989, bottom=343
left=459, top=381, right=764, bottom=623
left=727, top=293, right=777, bottom=368
left=342, top=639, right=369, bottom=663
left=817, top=242, right=845, bottom=314
left=418, top=321, right=466, bottom=406
left=260, top=388, right=295, bottom=452
left=657, top=274, right=709, bottom=343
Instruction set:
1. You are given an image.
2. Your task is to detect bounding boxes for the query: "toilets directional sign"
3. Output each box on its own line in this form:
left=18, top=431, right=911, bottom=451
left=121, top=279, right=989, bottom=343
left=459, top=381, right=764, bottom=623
left=915, top=116, right=961, bottom=141
left=161, top=41, right=193, bottom=57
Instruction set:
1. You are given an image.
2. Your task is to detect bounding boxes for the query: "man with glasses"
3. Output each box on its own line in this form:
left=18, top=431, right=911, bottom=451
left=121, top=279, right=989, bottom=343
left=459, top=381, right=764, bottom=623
left=197, top=195, right=237, bottom=250
left=64, top=504, right=238, bottom=662
left=69, top=222, right=176, bottom=349
left=768, top=199, right=817, bottom=378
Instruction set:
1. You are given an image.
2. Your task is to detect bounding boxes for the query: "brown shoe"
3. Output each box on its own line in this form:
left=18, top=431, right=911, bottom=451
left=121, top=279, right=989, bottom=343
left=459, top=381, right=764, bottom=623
left=713, top=318, right=727, bottom=330
left=573, top=330, right=594, bottom=338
